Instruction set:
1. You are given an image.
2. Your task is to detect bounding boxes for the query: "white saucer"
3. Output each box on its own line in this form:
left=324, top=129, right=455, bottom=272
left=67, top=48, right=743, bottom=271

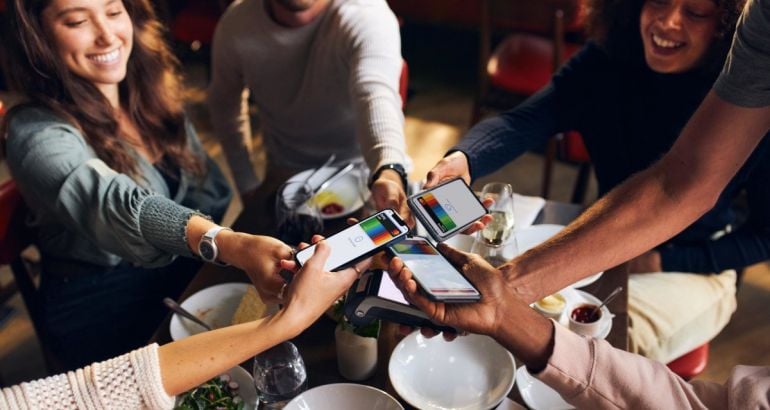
left=287, top=165, right=368, bottom=220
left=169, top=283, right=251, bottom=341
left=515, top=366, right=574, bottom=410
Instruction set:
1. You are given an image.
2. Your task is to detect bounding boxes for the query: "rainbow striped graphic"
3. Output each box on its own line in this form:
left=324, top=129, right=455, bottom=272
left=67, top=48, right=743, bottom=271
left=360, top=217, right=394, bottom=246
left=419, top=193, right=457, bottom=232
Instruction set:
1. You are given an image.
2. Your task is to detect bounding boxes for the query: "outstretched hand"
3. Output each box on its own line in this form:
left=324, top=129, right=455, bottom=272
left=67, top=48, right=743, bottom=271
left=424, top=151, right=471, bottom=189
left=386, top=243, right=511, bottom=338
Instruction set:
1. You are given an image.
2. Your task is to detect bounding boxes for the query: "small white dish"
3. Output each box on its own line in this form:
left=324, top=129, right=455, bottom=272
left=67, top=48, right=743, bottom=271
left=169, top=283, right=251, bottom=341
left=287, top=165, right=368, bottom=220
left=515, top=366, right=574, bottom=410
left=389, top=332, right=516, bottom=410
left=284, top=383, right=403, bottom=410
left=175, top=366, right=258, bottom=410
left=558, top=288, right=613, bottom=340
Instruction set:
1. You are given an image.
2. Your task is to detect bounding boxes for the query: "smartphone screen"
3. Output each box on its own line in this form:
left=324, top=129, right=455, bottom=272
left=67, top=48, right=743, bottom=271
left=389, top=237, right=481, bottom=301
left=295, top=210, right=409, bottom=271
left=377, top=272, right=409, bottom=305
left=410, top=178, right=487, bottom=240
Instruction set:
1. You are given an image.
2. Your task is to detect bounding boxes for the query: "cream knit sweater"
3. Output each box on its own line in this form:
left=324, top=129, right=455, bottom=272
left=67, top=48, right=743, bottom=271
left=0, top=344, right=174, bottom=410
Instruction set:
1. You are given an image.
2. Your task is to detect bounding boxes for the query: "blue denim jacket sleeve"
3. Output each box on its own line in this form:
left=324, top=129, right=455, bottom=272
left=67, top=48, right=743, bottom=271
left=5, top=107, right=199, bottom=267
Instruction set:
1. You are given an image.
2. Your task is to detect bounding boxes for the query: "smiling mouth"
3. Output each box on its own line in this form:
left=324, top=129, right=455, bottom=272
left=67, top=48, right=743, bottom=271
left=652, top=34, right=684, bottom=49
left=88, top=49, right=120, bottom=64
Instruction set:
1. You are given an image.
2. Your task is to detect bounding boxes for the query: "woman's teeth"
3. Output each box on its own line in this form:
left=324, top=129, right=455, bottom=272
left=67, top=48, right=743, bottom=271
left=652, top=34, right=683, bottom=49
left=89, top=49, right=119, bottom=64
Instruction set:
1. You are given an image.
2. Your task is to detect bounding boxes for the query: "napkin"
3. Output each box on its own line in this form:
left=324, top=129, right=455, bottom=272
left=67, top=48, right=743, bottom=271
left=513, top=193, right=546, bottom=229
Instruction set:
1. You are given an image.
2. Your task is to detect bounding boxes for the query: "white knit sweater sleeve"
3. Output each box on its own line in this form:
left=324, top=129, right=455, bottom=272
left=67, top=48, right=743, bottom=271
left=342, top=0, right=411, bottom=173
left=0, top=344, right=175, bottom=410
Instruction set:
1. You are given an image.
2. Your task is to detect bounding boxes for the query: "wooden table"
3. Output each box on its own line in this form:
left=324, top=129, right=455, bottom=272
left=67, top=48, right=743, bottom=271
left=153, top=196, right=629, bottom=408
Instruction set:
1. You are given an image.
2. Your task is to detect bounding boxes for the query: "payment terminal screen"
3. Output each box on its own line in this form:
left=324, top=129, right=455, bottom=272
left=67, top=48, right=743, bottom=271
left=414, top=179, right=485, bottom=234
left=390, top=239, right=479, bottom=298
left=296, top=212, right=406, bottom=271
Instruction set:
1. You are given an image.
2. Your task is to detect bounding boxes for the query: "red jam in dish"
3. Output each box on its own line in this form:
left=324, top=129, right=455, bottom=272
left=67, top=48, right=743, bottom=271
left=571, top=304, right=600, bottom=323
left=321, top=203, right=344, bottom=215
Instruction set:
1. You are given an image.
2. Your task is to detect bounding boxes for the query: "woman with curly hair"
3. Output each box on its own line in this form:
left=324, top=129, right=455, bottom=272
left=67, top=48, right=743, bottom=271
left=426, top=0, right=768, bottom=363
left=1, top=0, right=297, bottom=371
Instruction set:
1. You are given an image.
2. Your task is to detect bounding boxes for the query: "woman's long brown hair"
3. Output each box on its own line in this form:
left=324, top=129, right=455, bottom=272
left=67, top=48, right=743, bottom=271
left=2, top=0, right=204, bottom=178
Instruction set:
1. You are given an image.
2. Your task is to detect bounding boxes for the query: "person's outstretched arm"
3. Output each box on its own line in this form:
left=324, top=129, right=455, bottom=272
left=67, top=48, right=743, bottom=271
left=502, top=91, right=770, bottom=302
left=1, top=241, right=360, bottom=409
left=386, top=245, right=770, bottom=409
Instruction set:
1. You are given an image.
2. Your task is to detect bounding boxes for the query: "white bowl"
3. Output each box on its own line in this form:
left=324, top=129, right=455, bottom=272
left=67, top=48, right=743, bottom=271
left=287, top=165, right=368, bottom=220
left=389, top=332, right=515, bottom=410
left=284, top=383, right=403, bottom=410
left=169, top=283, right=251, bottom=340
left=175, top=366, right=258, bottom=410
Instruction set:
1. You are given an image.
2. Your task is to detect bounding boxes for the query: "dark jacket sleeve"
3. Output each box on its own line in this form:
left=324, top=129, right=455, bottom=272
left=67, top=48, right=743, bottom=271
left=453, top=42, right=608, bottom=180
left=658, top=134, right=770, bottom=273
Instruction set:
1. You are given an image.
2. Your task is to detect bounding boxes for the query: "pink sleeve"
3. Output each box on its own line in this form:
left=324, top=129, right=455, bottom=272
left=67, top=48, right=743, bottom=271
left=534, top=325, right=770, bottom=409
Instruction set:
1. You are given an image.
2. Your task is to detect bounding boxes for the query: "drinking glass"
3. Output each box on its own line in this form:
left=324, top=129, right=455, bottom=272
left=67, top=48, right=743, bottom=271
left=275, top=180, right=324, bottom=246
left=253, top=341, right=308, bottom=409
left=472, top=182, right=518, bottom=265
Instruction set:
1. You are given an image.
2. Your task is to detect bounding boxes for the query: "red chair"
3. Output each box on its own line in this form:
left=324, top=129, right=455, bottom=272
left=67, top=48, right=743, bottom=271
left=667, top=343, right=710, bottom=380
left=473, top=0, right=591, bottom=202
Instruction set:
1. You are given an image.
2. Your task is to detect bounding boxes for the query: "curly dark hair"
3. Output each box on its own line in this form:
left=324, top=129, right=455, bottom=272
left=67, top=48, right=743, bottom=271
left=2, top=0, right=204, bottom=178
left=582, top=0, right=746, bottom=73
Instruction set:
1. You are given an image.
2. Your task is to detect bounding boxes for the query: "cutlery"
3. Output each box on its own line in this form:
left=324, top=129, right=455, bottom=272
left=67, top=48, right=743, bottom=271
left=591, top=286, right=623, bottom=321
left=163, top=297, right=213, bottom=331
left=310, top=162, right=355, bottom=196
left=299, top=154, right=336, bottom=198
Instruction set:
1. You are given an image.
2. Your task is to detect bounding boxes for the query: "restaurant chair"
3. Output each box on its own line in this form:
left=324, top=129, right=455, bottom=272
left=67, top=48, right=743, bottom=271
left=472, top=0, right=591, bottom=202
left=168, top=0, right=232, bottom=75
left=666, top=343, right=709, bottom=380
left=0, top=180, right=61, bottom=374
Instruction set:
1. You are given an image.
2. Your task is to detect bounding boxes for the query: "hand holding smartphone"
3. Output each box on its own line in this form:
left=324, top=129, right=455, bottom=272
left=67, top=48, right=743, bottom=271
left=387, top=237, right=481, bottom=303
left=294, top=209, right=409, bottom=272
left=408, top=177, right=488, bottom=242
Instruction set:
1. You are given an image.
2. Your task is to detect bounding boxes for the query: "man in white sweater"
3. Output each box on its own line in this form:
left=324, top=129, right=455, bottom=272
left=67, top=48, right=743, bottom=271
left=208, top=0, right=411, bottom=221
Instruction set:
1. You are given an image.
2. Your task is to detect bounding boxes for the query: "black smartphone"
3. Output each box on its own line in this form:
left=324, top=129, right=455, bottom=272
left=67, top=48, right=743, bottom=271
left=407, top=177, right=488, bottom=242
left=344, top=269, right=456, bottom=332
left=387, top=237, right=481, bottom=303
left=294, top=209, right=409, bottom=272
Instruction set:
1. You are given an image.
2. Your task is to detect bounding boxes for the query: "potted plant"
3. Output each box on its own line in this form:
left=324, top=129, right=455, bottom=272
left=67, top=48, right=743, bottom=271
left=332, top=299, right=380, bottom=381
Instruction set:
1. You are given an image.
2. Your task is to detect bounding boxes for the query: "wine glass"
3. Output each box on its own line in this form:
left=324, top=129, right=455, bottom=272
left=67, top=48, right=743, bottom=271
left=275, top=180, right=324, bottom=247
left=472, top=182, right=518, bottom=265
left=253, top=341, right=308, bottom=409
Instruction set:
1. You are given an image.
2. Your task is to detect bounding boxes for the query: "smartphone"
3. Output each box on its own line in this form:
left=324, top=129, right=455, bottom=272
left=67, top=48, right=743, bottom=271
left=294, top=209, right=409, bottom=272
left=407, top=177, right=488, bottom=242
left=344, top=269, right=456, bottom=332
left=387, top=237, right=481, bottom=302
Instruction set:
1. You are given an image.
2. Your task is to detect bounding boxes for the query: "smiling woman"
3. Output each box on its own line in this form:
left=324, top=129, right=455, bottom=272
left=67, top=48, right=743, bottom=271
left=0, top=0, right=314, bottom=374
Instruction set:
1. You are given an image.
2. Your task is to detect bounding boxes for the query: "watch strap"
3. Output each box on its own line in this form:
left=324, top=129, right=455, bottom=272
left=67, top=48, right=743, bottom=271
left=199, top=226, right=233, bottom=266
left=369, top=163, right=408, bottom=191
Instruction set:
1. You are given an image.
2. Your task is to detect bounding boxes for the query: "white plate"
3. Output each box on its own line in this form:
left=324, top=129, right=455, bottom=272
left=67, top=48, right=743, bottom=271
left=443, top=225, right=603, bottom=289
left=389, top=332, right=516, bottom=410
left=285, top=383, right=403, bottom=410
left=175, top=366, right=258, bottom=410
left=557, top=288, right=612, bottom=340
left=169, top=283, right=251, bottom=341
left=515, top=366, right=574, bottom=410
left=287, top=165, right=368, bottom=220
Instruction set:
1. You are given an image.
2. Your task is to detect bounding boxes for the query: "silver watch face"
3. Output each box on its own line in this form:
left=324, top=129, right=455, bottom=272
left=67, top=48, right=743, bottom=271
left=199, top=240, right=216, bottom=262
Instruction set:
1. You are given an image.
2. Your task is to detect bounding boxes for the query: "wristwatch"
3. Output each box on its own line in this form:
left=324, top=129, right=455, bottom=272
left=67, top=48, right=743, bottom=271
left=369, top=163, right=408, bottom=191
left=198, top=226, right=233, bottom=266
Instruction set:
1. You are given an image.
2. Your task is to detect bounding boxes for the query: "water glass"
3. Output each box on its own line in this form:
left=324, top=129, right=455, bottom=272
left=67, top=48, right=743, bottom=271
left=275, top=181, right=324, bottom=246
left=253, top=341, right=308, bottom=409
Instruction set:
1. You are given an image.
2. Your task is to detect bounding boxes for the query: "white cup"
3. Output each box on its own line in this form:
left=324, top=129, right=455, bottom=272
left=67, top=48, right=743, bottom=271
left=567, top=303, right=609, bottom=338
